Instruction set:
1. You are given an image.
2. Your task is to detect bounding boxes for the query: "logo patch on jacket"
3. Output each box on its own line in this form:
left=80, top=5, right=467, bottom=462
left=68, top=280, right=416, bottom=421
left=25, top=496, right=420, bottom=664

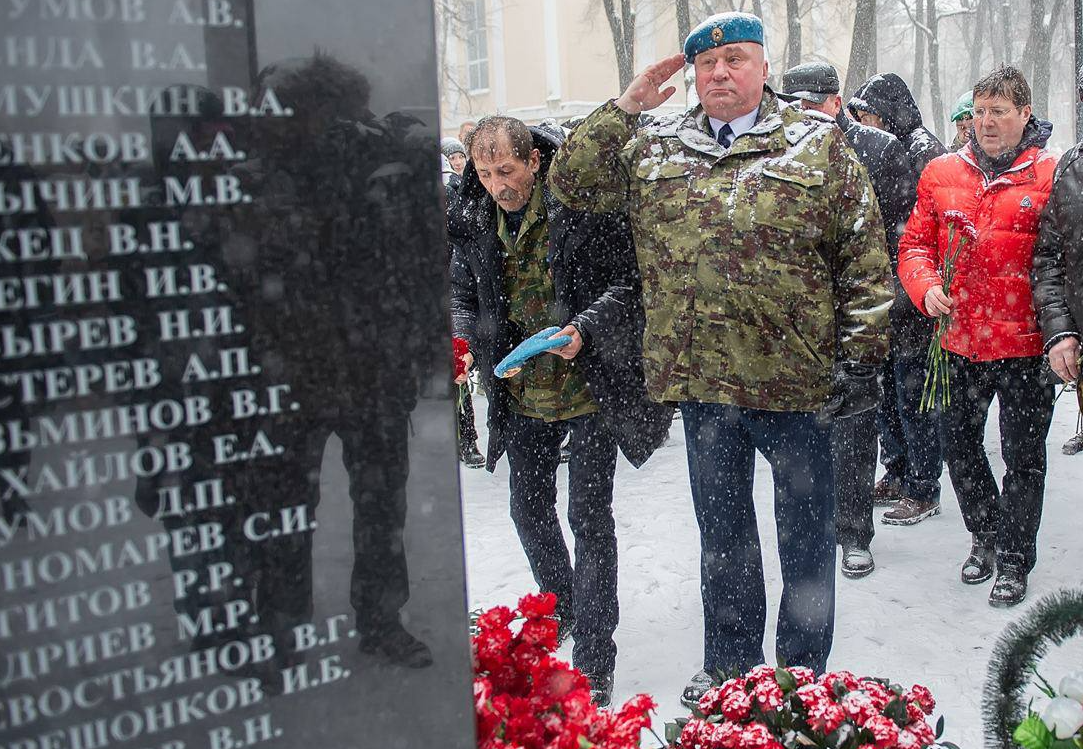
left=1020, top=196, right=1033, bottom=208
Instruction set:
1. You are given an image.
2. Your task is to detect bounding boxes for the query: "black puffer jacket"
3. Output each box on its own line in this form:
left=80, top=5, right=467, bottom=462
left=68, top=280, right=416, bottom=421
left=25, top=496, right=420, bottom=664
left=849, top=73, right=947, bottom=178
left=838, top=112, right=929, bottom=353
left=1032, top=142, right=1083, bottom=349
left=448, top=125, right=672, bottom=471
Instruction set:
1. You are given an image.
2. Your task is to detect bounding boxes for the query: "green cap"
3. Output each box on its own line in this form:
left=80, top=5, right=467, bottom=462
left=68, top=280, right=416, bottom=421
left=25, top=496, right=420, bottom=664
left=951, top=91, right=974, bottom=122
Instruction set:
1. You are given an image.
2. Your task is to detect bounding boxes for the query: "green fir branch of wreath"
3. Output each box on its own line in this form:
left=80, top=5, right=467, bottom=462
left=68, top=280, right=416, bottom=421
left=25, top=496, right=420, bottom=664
left=982, top=589, right=1083, bottom=749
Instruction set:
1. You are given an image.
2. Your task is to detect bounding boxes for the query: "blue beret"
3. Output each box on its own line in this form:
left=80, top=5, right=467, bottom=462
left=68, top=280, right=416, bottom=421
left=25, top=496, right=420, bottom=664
left=684, top=12, right=764, bottom=63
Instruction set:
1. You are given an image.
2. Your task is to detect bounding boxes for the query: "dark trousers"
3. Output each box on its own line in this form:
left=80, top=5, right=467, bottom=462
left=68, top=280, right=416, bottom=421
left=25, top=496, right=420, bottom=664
left=832, top=409, right=878, bottom=549
left=680, top=403, right=835, bottom=675
left=944, top=354, right=1054, bottom=573
left=878, top=348, right=943, bottom=503
left=505, top=410, right=619, bottom=675
left=457, top=384, right=478, bottom=446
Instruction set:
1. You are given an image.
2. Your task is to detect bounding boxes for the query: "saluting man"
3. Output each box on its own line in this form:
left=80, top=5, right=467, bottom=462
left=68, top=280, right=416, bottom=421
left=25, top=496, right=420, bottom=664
left=549, top=13, right=893, bottom=702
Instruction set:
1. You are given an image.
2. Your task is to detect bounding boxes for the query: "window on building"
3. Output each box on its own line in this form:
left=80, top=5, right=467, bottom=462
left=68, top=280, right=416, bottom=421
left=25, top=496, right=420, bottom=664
left=465, top=0, right=489, bottom=91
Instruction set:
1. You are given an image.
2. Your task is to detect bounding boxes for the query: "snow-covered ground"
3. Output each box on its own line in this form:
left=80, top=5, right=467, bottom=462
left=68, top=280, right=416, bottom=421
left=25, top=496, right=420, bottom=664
left=460, top=391, right=1083, bottom=746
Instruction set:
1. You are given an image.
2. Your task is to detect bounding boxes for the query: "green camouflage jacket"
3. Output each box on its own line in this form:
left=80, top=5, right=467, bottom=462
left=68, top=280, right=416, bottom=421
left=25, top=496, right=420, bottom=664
left=549, top=90, right=892, bottom=411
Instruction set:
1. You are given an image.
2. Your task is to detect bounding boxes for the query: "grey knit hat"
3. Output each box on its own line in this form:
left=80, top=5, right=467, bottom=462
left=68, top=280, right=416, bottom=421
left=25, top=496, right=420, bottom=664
left=441, top=137, right=466, bottom=158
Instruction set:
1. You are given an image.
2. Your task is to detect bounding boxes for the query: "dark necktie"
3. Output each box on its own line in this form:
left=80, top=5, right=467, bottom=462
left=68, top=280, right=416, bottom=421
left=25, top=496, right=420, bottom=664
left=716, top=123, right=734, bottom=149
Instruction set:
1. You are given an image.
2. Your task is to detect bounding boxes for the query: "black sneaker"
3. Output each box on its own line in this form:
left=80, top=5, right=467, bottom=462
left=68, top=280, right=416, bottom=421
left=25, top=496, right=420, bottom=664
left=460, top=442, right=485, bottom=468
left=961, top=537, right=996, bottom=585
left=840, top=544, right=875, bottom=578
left=680, top=669, right=716, bottom=708
left=872, top=477, right=903, bottom=506
left=358, top=623, right=433, bottom=668
left=584, top=671, right=613, bottom=708
left=989, top=567, right=1027, bottom=608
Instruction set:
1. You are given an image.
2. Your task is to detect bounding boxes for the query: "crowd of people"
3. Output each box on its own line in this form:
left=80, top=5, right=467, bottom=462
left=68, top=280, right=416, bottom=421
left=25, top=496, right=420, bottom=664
left=441, top=11, right=1083, bottom=709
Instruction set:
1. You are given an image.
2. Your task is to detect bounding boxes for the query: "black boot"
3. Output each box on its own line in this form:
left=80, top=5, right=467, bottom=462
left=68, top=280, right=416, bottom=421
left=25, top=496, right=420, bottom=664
left=460, top=441, right=485, bottom=468
left=989, top=566, right=1028, bottom=607
left=358, top=622, right=433, bottom=668
left=961, top=534, right=996, bottom=585
left=584, top=671, right=613, bottom=708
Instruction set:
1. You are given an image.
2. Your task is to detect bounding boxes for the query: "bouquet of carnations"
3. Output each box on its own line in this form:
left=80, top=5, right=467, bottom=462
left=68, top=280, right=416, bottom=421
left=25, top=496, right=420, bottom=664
left=472, top=592, right=656, bottom=749
left=667, top=665, right=955, bottom=749
left=920, top=210, right=977, bottom=412
left=1014, top=671, right=1083, bottom=749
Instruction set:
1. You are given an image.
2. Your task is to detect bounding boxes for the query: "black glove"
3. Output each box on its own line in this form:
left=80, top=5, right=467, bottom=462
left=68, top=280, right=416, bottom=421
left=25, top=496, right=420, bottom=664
left=816, top=362, right=881, bottom=426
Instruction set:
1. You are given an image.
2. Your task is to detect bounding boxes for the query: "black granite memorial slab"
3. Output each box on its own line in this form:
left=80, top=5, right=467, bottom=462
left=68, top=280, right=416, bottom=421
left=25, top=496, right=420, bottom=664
left=0, top=2, right=473, bottom=747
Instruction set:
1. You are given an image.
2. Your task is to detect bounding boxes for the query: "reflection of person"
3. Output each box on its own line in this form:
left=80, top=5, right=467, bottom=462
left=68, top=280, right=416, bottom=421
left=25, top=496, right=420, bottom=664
left=780, top=62, right=916, bottom=579
left=848, top=73, right=949, bottom=527
left=951, top=91, right=975, bottom=150
left=226, top=54, right=441, bottom=669
left=899, top=66, right=1056, bottom=608
left=448, top=116, right=670, bottom=707
left=1032, top=65, right=1083, bottom=454
left=549, top=13, right=891, bottom=703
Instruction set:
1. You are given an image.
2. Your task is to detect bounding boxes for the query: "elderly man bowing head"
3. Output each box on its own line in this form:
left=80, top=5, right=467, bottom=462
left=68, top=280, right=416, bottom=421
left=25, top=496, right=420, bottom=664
left=549, top=12, right=893, bottom=704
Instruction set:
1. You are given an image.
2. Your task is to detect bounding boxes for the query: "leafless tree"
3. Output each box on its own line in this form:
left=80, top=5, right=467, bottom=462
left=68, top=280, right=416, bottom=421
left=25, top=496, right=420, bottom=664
left=845, top=0, right=878, bottom=95
left=601, top=0, right=637, bottom=90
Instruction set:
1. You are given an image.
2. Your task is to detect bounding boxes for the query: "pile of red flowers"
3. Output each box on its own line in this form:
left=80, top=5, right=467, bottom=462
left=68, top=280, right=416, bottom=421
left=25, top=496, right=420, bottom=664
left=672, top=665, right=945, bottom=749
left=473, top=592, right=655, bottom=749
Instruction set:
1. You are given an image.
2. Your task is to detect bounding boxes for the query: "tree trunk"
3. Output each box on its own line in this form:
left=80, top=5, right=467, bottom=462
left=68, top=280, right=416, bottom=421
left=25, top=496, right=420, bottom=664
left=602, top=0, right=635, bottom=91
left=677, top=0, right=691, bottom=47
left=969, top=0, right=986, bottom=84
left=1032, top=0, right=1066, bottom=115
left=1021, top=0, right=1045, bottom=82
left=913, top=1, right=926, bottom=101
left=844, top=0, right=877, bottom=95
left=927, top=0, right=946, bottom=141
left=989, top=0, right=1005, bottom=63
left=786, top=0, right=801, bottom=67
left=1001, top=0, right=1013, bottom=64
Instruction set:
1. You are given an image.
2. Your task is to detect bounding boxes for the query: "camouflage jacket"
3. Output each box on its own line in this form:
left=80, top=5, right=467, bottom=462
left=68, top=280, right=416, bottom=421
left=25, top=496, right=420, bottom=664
left=549, top=90, right=892, bottom=411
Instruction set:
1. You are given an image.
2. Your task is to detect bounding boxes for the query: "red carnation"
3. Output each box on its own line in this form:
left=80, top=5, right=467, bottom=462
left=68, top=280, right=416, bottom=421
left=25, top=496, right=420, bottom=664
left=906, top=719, right=936, bottom=747
left=453, top=336, right=471, bottom=378
left=788, top=666, right=816, bottom=687
left=517, top=592, right=558, bottom=620
left=747, top=664, right=779, bottom=684
left=860, top=680, right=893, bottom=710
left=698, top=686, right=726, bottom=715
left=796, top=683, right=832, bottom=708
left=477, top=605, right=516, bottom=632
left=680, top=718, right=708, bottom=747
left=807, top=700, right=846, bottom=734
left=905, top=684, right=936, bottom=714
left=841, top=691, right=879, bottom=725
left=752, top=679, right=784, bottom=711
left=740, top=722, right=777, bottom=749
left=719, top=688, right=752, bottom=721
left=864, top=714, right=901, bottom=749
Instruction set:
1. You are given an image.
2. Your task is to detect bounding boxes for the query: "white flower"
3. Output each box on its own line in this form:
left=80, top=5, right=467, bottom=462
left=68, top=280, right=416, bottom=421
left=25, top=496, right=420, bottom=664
left=1042, top=697, right=1083, bottom=740
left=1060, top=671, right=1083, bottom=703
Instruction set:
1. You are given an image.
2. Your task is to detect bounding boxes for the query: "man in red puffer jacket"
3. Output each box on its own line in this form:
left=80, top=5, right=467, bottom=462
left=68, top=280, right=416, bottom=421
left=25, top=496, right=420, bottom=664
left=898, top=66, right=1057, bottom=608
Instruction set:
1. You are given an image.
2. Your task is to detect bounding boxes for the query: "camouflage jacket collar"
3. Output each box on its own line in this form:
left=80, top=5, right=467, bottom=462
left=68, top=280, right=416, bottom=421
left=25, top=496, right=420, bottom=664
left=670, top=87, right=822, bottom=159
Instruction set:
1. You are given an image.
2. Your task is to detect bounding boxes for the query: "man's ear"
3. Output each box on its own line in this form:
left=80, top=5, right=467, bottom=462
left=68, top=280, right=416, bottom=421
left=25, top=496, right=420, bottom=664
left=1021, top=103, right=1033, bottom=120
left=529, top=148, right=542, bottom=173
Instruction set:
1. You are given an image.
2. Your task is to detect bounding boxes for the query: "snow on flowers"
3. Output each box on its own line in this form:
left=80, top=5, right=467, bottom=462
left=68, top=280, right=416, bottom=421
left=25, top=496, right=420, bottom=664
left=472, top=592, right=656, bottom=749
left=668, top=666, right=951, bottom=749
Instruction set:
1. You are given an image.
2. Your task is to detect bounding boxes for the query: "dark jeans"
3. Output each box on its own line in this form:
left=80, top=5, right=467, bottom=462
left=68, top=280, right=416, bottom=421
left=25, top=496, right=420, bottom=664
left=505, top=410, right=619, bottom=675
left=944, top=354, right=1054, bottom=573
left=878, top=348, right=943, bottom=503
left=680, top=403, right=835, bottom=675
left=832, top=409, right=878, bottom=548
